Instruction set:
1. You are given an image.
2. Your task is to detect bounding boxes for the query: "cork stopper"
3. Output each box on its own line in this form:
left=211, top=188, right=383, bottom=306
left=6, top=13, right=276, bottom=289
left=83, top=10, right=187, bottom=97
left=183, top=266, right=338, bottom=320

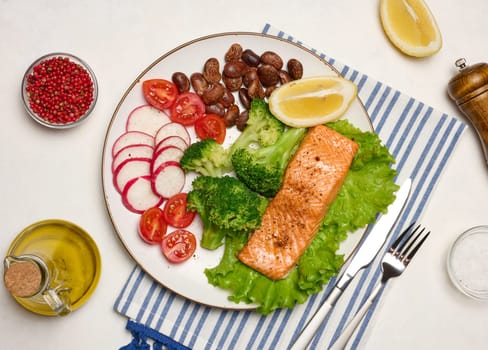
left=4, top=260, right=43, bottom=297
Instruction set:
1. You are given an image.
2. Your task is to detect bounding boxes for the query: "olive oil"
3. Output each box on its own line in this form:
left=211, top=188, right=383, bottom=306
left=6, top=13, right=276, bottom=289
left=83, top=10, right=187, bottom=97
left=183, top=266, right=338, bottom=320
left=4, top=219, right=101, bottom=316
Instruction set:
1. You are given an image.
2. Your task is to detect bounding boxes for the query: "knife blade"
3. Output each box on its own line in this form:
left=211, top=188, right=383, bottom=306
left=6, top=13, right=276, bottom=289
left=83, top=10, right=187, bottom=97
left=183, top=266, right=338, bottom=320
left=288, top=177, right=411, bottom=350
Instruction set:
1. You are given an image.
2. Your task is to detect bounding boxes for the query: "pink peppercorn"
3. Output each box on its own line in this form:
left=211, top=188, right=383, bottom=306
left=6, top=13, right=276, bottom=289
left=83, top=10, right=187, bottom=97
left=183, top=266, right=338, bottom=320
left=25, top=55, right=95, bottom=125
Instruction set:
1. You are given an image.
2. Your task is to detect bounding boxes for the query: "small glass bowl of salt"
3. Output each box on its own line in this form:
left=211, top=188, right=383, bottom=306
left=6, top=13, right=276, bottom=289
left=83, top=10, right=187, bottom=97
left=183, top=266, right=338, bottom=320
left=447, top=226, right=488, bottom=300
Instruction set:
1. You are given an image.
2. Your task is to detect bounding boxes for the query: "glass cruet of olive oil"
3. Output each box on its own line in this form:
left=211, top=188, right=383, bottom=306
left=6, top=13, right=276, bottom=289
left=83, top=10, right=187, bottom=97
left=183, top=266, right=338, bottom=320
left=3, top=219, right=101, bottom=316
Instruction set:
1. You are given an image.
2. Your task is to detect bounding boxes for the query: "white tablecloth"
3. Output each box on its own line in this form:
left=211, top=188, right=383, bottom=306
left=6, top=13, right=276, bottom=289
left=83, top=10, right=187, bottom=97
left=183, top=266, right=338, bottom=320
left=1, top=1, right=488, bottom=349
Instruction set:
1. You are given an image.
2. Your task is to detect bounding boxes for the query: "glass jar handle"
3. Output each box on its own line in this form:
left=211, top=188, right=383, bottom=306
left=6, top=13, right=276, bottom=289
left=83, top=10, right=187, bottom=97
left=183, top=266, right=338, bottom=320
left=42, top=287, right=71, bottom=316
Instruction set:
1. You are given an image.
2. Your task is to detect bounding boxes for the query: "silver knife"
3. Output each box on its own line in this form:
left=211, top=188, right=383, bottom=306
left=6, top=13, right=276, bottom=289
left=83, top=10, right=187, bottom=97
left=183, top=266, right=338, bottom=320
left=288, top=177, right=412, bottom=350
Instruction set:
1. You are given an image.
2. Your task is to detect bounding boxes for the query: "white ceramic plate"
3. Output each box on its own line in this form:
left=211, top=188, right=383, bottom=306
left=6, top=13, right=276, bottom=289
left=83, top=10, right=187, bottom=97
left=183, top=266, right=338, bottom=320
left=102, top=32, right=372, bottom=309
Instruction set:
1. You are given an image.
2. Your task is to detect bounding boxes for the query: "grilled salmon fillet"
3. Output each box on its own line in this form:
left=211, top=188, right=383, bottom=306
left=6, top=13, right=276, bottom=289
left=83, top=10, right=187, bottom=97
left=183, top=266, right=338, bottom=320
left=237, top=125, right=359, bottom=280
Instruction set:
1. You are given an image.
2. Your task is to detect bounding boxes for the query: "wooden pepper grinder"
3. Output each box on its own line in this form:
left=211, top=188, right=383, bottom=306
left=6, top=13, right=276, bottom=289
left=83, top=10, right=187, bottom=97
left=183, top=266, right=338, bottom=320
left=448, top=58, right=488, bottom=164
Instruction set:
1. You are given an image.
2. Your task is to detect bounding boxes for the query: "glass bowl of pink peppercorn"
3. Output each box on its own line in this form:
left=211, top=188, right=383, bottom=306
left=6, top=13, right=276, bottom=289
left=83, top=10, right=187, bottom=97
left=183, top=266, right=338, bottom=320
left=21, top=53, right=98, bottom=129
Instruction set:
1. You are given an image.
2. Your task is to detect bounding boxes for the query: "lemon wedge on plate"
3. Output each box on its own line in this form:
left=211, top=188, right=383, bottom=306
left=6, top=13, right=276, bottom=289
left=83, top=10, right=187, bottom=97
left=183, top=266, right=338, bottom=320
left=268, top=76, right=357, bottom=128
left=380, top=0, right=442, bottom=57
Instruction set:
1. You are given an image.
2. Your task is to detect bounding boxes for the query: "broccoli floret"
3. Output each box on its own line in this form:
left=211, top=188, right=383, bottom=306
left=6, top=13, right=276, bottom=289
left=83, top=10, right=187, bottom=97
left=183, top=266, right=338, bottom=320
left=231, top=127, right=307, bottom=197
left=186, top=189, right=227, bottom=250
left=187, top=175, right=269, bottom=250
left=230, top=99, right=285, bottom=154
left=180, top=138, right=232, bottom=177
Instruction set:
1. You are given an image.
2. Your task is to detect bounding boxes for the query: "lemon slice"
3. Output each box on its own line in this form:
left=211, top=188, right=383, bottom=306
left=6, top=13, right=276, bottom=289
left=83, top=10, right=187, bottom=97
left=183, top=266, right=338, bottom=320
left=268, top=76, right=357, bottom=128
left=380, top=0, right=442, bottom=57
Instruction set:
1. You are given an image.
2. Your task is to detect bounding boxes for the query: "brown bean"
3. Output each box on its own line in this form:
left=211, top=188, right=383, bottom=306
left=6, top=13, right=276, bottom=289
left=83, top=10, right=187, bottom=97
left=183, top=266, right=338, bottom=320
left=236, top=110, right=249, bottom=131
left=223, top=104, right=240, bottom=127
left=243, top=67, right=258, bottom=88
left=222, top=74, right=242, bottom=92
left=278, top=70, right=292, bottom=85
left=238, top=88, right=251, bottom=110
left=220, top=88, right=235, bottom=108
left=247, top=78, right=265, bottom=99
left=257, top=64, right=280, bottom=87
left=241, top=49, right=260, bottom=67
left=225, top=43, right=243, bottom=62
left=260, top=51, right=283, bottom=70
left=172, top=72, right=190, bottom=93
left=205, top=103, right=225, bottom=117
left=201, top=83, right=225, bottom=105
left=190, top=72, right=208, bottom=96
left=223, top=61, right=248, bottom=78
left=287, top=58, right=303, bottom=80
left=203, top=58, right=221, bottom=84
left=265, top=85, right=278, bottom=98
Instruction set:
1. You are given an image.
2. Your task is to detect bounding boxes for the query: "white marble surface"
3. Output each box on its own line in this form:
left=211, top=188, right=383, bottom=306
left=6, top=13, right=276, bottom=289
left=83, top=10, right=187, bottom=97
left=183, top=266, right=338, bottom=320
left=1, top=0, right=487, bottom=349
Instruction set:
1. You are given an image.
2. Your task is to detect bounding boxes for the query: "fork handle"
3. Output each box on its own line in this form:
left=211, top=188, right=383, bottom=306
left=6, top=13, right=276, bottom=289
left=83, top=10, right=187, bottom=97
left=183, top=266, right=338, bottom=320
left=288, top=286, right=343, bottom=350
left=329, top=284, right=383, bottom=350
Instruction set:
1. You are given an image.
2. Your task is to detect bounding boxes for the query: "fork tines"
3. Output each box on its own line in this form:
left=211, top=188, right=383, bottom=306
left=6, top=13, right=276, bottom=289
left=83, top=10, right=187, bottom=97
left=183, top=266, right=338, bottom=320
left=390, top=222, right=431, bottom=263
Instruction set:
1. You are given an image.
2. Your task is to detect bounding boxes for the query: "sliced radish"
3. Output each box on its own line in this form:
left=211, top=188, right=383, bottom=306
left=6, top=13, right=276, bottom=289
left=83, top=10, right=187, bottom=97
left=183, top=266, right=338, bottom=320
left=152, top=162, right=185, bottom=198
left=112, top=131, right=154, bottom=157
left=112, top=144, right=154, bottom=172
left=154, top=122, right=191, bottom=147
left=122, top=176, right=164, bottom=214
left=126, top=105, right=171, bottom=137
left=113, top=158, right=151, bottom=193
left=152, top=146, right=184, bottom=173
left=155, top=135, right=189, bottom=154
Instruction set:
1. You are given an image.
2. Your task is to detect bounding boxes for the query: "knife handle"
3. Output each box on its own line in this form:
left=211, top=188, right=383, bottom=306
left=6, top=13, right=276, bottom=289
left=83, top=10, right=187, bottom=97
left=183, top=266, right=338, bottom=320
left=288, top=286, right=343, bottom=350
left=329, top=283, right=383, bottom=350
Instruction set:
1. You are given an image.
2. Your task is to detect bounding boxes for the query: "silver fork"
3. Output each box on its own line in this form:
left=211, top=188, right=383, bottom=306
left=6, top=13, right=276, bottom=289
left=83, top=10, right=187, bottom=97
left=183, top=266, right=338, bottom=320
left=328, top=223, right=430, bottom=350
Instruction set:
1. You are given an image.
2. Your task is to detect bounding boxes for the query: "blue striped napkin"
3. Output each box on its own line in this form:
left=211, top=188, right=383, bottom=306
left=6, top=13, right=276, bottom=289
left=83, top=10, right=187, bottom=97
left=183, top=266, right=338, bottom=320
left=114, top=24, right=466, bottom=350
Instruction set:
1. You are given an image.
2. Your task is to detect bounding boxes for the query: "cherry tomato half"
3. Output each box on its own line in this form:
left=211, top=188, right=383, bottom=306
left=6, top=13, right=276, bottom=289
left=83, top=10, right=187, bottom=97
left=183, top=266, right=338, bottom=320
left=143, top=79, right=178, bottom=111
left=163, top=193, right=196, bottom=228
left=194, top=114, right=226, bottom=144
left=161, top=229, right=197, bottom=263
left=139, top=207, right=168, bottom=244
left=170, top=92, right=205, bottom=126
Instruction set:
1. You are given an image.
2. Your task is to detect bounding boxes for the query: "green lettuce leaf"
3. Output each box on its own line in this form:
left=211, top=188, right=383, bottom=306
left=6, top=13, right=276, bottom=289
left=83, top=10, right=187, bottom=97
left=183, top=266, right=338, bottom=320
left=205, top=119, right=398, bottom=314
